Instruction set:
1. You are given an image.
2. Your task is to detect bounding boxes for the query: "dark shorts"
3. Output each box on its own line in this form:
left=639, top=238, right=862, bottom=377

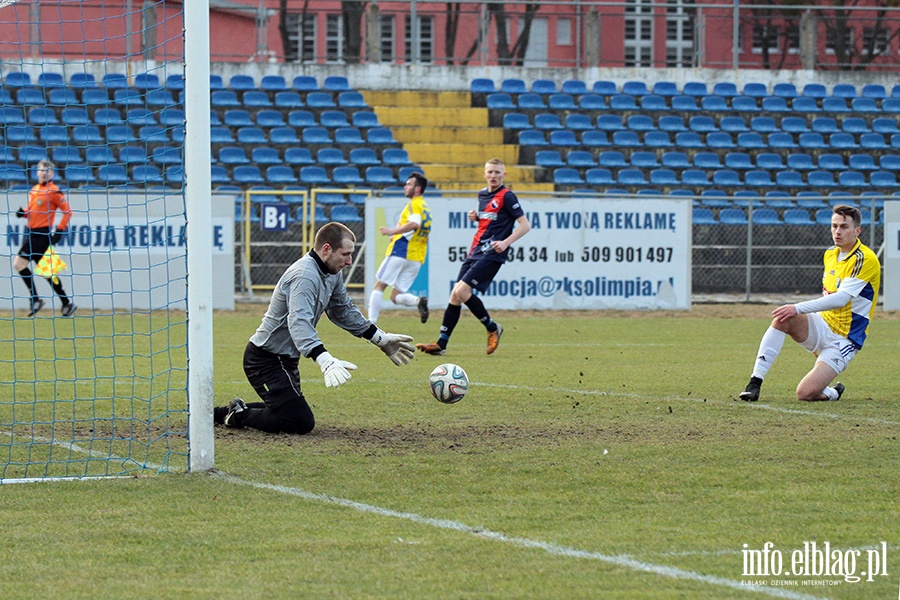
left=17, top=228, right=51, bottom=263
left=457, top=257, right=503, bottom=293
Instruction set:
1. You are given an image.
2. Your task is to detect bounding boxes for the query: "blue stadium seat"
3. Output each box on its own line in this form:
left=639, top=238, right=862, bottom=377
left=649, top=168, right=678, bottom=186
left=579, top=94, right=607, bottom=110
left=671, top=95, right=700, bottom=111
left=255, top=110, right=286, bottom=127
left=781, top=117, right=809, bottom=134
left=548, top=94, right=576, bottom=110
left=631, top=151, right=659, bottom=168
left=658, top=116, right=687, bottom=132
left=829, top=133, right=858, bottom=149
left=323, top=76, right=350, bottom=91
left=801, top=83, right=827, bottom=99
left=317, top=148, right=347, bottom=166
left=284, top=147, right=314, bottom=165
left=365, top=166, right=396, bottom=185
left=861, top=84, right=886, bottom=99
left=814, top=208, right=834, bottom=225
left=745, top=170, right=775, bottom=187
left=841, top=117, right=869, bottom=134
left=17, top=145, right=46, bottom=164
left=301, top=127, right=331, bottom=145
left=274, top=91, right=304, bottom=108
left=872, top=118, right=899, bottom=135
left=133, top=73, right=160, bottom=90
left=292, top=76, right=319, bottom=92
left=531, top=79, right=556, bottom=94
left=879, top=154, right=900, bottom=170
left=486, top=93, right=515, bottom=109
left=616, top=168, right=647, bottom=186
left=768, top=132, right=797, bottom=149
left=711, top=82, right=737, bottom=97
left=786, top=154, right=814, bottom=171
left=609, top=95, right=638, bottom=111
left=382, top=148, right=412, bottom=166
left=48, top=88, right=78, bottom=105
left=772, top=83, right=797, bottom=98
left=335, top=127, right=365, bottom=145
left=731, top=96, right=760, bottom=112
left=146, top=89, right=176, bottom=107
left=156, top=108, right=184, bottom=127
left=791, top=97, right=820, bottom=113
left=259, top=75, right=287, bottom=92
left=501, top=113, right=530, bottom=130
left=681, top=169, right=710, bottom=187
left=689, top=115, right=716, bottom=133
left=566, top=150, right=596, bottom=168
left=242, top=91, right=272, bottom=107
left=228, top=74, right=255, bottom=90
left=100, top=73, right=128, bottom=89
left=126, top=108, right=158, bottom=126
left=581, top=131, right=609, bottom=147
left=518, top=130, right=547, bottom=146
left=848, top=154, right=877, bottom=171
left=725, top=152, right=754, bottom=170
left=366, top=128, right=398, bottom=145
left=16, top=88, right=45, bottom=105
left=133, top=165, right=164, bottom=185
left=535, top=150, right=565, bottom=168
left=50, top=147, right=83, bottom=165
left=331, top=206, right=363, bottom=223
left=97, top=164, right=128, bottom=185
left=211, top=90, right=241, bottom=107
left=320, top=110, right=351, bottom=128
left=644, top=131, right=673, bottom=148
left=549, top=130, right=578, bottom=146
left=561, top=80, right=588, bottom=95
left=210, top=127, right=235, bottom=144
left=219, top=146, right=250, bottom=164
left=708, top=132, right=736, bottom=149
left=775, top=171, right=806, bottom=188
left=27, top=107, right=57, bottom=126
left=808, top=170, right=838, bottom=187
left=332, top=166, right=364, bottom=185
left=305, top=92, right=336, bottom=109
left=113, top=88, right=143, bottom=106
left=752, top=208, right=781, bottom=224
left=598, top=151, right=628, bottom=168
left=822, top=97, right=849, bottom=113
left=118, top=146, right=148, bottom=164
left=838, top=170, right=869, bottom=188
left=694, top=152, right=722, bottom=169
left=817, top=154, right=846, bottom=171
left=585, top=168, right=614, bottom=185
left=338, top=91, right=367, bottom=108
left=850, top=97, right=879, bottom=113
left=860, top=133, right=888, bottom=150
left=34, top=72, right=60, bottom=88
left=811, top=117, right=839, bottom=134
left=652, top=81, right=678, bottom=97
left=152, top=146, right=181, bottom=165
left=638, top=95, right=667, bottom=111
left=266, top=166, right=298, bottom=184
left=554, top=168, right=585, bottom=186
left=251, top=147, right=281, bottom=165
left=233, top=165, right=265, bottom=184
left=470, top=78, right=496, bottom=94
left=674, top=132, right=703, bottom=148
left=783, top=209, right=814, bottom=225
left=269, top=127, right=300, bottom=144
left=623, top=81, right=649, bottom=96
left=137, top=125, right=167, bottom=143
left=80, top=88, right=109, bottom=106
left=287, top=110, right=317, bottom=128
left=209, top=166, right=230, bottom=185
left=761, top=96, right=789, bottom=112
left=832, top=84, right=857, bottom=98
left=743, top=83, right=768, bottom=97
left=749, top=116, right=777, bottom=133
left=71, top=124, right=103, bottom=143
left=612, top=131, right=640, bottom=147
left=517, top=93, right=546, bottom=109
left=596, top=114, right=625, bottom=131
left=870, top=171, right=898, bottom=187
left=5, top=126, right=36, bottom=143
left=69, top=73, right=97, bottom=88
left=719, top=208, right=748, bottom=224
left=63, top=165, right=94, bottom=186
left=680, top=82, right=707, bottom=97
left=798, top=133, right=827, bottom=150
left=692, top=208, right=716, bottom=224
left=163, top=74, right=184, bottom=90
left=592, top=81, right=617, bottom=95
left=720, top=116, right=749, bottom=133
left=208, top=74, right=225, bottom=89
left=564, top=114, right=593, bottom=131
left=662, top=151, right=691, bottom=169
left=348, top=147, right=379, bottom=166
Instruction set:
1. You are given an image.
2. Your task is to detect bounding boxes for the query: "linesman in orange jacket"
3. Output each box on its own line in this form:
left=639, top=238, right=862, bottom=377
left=13, top=159, right=76, bottom=317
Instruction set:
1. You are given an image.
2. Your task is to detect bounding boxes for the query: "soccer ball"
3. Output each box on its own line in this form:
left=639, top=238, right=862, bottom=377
left=429, top=363, right=468, bottom=404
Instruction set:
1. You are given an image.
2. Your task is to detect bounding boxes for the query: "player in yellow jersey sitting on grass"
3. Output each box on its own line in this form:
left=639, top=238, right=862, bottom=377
left=368, top=172, right=431, bottom=325
left=740, top=204, right=880, bottom=402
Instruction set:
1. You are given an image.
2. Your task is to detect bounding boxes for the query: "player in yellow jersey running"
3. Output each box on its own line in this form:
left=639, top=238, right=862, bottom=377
left=368, top=172, right=431, bottom=324
left=740, top=204, right=880, bottom=402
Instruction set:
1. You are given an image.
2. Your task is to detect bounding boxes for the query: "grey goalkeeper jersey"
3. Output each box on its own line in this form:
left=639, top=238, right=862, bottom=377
left=249, top=251, right=372, bottom=359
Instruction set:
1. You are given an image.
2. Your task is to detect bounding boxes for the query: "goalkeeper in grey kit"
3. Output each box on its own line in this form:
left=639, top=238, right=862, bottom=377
left=214, top=222, right=415, bottom=434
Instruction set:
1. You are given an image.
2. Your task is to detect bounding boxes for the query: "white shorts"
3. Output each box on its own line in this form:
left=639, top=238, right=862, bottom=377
left=375, top=256, right=422, bottom=293
left=800, top=312, right=858, bottom=375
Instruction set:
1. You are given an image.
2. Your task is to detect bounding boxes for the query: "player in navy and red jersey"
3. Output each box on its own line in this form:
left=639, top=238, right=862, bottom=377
left=13, top=159, right=76, bottom=317
left=417, top=158, right=531, bottom=356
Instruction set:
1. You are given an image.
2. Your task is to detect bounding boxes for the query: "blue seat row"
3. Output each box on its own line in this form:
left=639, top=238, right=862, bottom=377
left=552, top=166, right=899, bottom=189
left=535, top=149, right=900, bottom=172
left=473, top=78, right=900, bottom=100
left=693, top=207, right=881, bottom=226
left=1, top=71, right=351, bottom=93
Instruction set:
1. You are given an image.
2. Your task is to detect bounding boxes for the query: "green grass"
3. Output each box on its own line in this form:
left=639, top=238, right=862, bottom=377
left=1, top=306, right=898, bottom=599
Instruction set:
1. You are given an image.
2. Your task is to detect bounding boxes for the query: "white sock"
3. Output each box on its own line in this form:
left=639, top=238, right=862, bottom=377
left=822, top=386, right=839, bottom=401
left=368, top=290, right=383, bottom=324
left=751, top=327, right=786, bottom=380
left=394, top=292, right=418, bottom=307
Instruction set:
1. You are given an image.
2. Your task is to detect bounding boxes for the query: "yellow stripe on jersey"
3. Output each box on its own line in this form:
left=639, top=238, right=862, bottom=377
left=820, top=239, right=880, bottom=349
left=385, top=196, right=431, bottom=264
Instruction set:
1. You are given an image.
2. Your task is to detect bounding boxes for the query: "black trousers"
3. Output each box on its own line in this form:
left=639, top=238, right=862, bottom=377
left=241, top=342, right=315, bottom=434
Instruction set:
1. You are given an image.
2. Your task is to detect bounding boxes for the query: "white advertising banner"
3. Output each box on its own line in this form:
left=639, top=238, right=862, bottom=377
left=883, top=201, right=900, bottom=311
left=367, top=195, right=692, bottom=310
left=2, top=191, right=235, bottom=311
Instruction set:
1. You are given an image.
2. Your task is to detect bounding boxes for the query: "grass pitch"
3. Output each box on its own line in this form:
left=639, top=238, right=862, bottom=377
left=1, top=304, right=898, bottom=599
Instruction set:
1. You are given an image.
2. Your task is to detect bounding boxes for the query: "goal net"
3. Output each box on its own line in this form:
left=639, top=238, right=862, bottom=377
left=0, top=1, right=215, bottom=481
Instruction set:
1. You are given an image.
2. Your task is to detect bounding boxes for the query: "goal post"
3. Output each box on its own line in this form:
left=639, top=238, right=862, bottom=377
left=0, top=0, right=214, bottom=480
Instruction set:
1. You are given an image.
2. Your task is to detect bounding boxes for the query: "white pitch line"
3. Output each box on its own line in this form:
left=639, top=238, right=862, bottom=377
left=212, top=471, right=825, bottom=600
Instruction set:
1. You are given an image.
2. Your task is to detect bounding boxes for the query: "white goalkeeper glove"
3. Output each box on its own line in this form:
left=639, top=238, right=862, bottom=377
left=370, top=328, right=415, bottom=366
left=316, top=352, right=357, bottom=387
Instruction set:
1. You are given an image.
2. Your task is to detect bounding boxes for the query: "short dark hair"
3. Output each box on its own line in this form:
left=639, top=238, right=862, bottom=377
left=314, top=222, right=356, bottom=251
left=407, top=171, right=428, bottom=194
left=832, top=204, right=861, bottom=228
